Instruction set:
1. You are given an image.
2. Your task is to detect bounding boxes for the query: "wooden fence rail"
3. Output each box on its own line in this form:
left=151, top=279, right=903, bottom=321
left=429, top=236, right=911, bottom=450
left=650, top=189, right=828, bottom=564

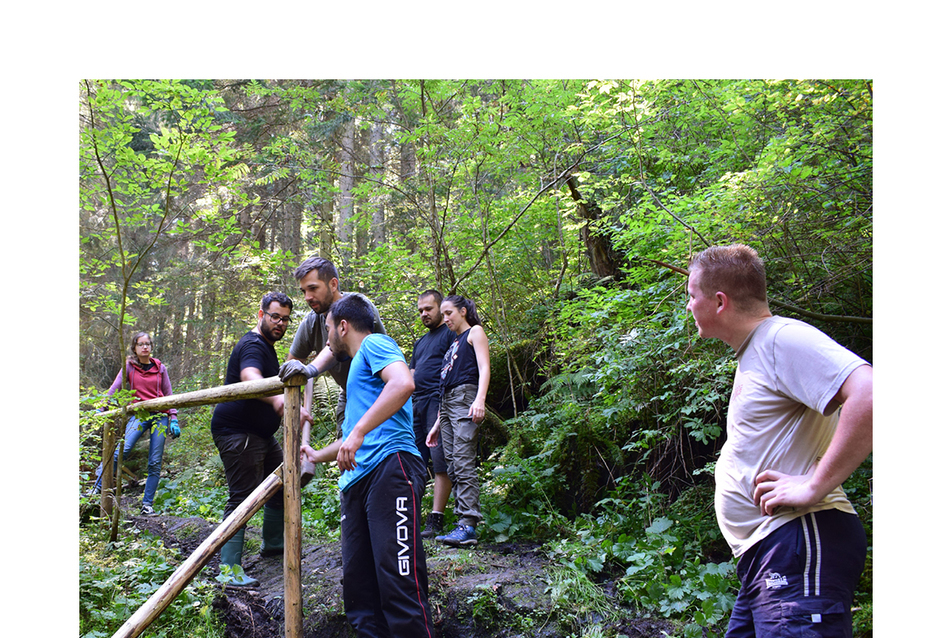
left=97, top=376, right=287, bottom=418
left=97, top=374, right=309, bottom=638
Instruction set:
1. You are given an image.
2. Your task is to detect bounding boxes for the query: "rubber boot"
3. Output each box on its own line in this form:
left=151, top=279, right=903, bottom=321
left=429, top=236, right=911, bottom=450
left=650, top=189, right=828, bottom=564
left=421, top=512, right=444, bottom=539
left=219, top=528, right=259, bottom=587
left=260, top=506, right=284, bottom=557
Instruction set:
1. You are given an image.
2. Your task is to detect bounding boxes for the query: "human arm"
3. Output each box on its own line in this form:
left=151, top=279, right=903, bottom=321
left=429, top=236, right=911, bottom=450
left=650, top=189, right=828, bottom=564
left=467, top=326, right=491, bottom=424
left=754, top=364, right=873, bottom=516
left=279, top=344, right=337, bottom=381
left=241, top=365, right=313, bottom=432
left=336, top=360, right=415, bottom=472
left=241, top=365, right=286, bottom=414
left=302, top=438, right=343, bottom=464
left=99, top=364, right=129, bottom=409
left=159, top=364, right=178, bottom=419
left=426, top=411, right=441, bottom=447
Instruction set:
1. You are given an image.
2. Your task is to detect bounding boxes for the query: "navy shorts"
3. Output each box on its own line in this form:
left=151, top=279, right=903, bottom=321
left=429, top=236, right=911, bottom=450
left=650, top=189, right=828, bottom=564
left=726, top=509, right=867, bottom=638
left=412, top=392, right=446, bottom=474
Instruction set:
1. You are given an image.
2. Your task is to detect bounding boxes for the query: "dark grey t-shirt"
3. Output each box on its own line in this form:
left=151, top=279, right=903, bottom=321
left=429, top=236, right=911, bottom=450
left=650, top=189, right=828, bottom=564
left=288, top=293, right=387, bottom=392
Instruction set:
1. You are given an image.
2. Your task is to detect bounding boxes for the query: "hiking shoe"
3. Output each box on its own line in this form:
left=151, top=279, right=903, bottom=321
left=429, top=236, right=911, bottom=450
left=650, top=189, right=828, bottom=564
left=421, top=512, right=444, bottom=539
left=141, top=504, right=156, bottom=516
left=437, top=524, right=477, bottom=547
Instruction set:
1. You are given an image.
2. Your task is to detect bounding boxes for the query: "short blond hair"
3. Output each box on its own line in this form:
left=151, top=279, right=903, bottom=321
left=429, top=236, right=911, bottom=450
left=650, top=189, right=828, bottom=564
left=688, top=244, right=767, bottom=312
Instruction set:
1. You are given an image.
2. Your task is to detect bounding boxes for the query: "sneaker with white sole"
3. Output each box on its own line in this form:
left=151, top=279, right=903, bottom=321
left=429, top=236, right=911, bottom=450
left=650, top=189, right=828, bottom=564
left=437, top=524, right=477, bottom=547
left=141, top=504, right=156, bottom=516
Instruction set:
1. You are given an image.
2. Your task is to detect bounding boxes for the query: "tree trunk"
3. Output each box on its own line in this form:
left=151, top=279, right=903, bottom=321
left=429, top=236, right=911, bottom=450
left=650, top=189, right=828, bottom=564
left=337, top=117, right=356, bottom=268
left=566, top=175, right=624, bottom=280
left=370, top=119, right=386, bottom=249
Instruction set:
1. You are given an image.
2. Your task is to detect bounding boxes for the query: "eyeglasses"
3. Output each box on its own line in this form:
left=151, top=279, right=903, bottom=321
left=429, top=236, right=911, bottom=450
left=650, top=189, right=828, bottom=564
left=264, top=312, right=292, bottom=325
left=136, top=342, right=152, bottom=348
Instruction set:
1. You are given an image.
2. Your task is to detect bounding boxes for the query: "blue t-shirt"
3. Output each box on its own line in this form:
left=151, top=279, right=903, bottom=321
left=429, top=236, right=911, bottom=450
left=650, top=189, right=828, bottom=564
left=339, top=333, right=419, bottom=492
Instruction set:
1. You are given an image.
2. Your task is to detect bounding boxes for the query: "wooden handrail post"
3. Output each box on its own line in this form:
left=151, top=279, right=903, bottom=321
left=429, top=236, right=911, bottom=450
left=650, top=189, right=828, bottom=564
left=91, top=374, right=313, bottom=638
left=283, top=374, right=306, bottom=638
left=99, top=410, right=123, bottom=518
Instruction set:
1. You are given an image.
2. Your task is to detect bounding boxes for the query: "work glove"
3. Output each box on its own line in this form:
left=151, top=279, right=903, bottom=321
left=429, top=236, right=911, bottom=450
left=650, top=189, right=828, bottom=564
left=169, top=418, right=181, bottom=438
left=279, top=359, right=318, bottom=382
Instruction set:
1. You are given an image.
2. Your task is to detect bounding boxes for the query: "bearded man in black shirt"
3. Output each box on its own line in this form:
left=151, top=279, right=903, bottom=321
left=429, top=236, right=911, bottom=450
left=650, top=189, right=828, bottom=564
left=211, top=291, right=312, bottom=587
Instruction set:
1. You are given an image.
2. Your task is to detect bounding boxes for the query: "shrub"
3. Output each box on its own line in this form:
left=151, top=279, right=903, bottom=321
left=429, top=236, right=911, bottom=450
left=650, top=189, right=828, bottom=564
left=79, top=522, right=223, bottom=638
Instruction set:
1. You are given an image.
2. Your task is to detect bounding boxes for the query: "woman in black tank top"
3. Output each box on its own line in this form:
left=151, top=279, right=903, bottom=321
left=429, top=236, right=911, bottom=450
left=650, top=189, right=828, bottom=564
left=425, top=295, right=491, bottom=546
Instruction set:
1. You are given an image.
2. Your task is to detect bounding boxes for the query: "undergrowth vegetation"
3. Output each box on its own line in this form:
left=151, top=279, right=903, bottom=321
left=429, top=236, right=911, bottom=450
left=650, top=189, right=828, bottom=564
left=79, top=78, right=872, bottom=637
left=78, top=281, right=873, bottom=637
left=79, top=520, right=224, bottom=638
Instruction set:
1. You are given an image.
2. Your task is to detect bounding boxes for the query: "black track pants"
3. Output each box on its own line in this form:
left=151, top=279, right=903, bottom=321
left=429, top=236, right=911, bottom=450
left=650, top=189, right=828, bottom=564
left=340, top=451, right=435, bottom=638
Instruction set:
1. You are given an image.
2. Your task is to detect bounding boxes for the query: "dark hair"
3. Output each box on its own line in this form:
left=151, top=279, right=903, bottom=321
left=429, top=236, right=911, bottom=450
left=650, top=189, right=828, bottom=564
left=328, top=293, right=375, bottom=333
left=419, top=289, right=444, bottom=306
left=128, top=331, right=152, bottom=360
left=293, top=255, right=339, bottom=284
left=261, top=291, right=293, bottom=312
left=442, top=295, right=481, bottom=327
left=688, top=244, right=767, bottom=311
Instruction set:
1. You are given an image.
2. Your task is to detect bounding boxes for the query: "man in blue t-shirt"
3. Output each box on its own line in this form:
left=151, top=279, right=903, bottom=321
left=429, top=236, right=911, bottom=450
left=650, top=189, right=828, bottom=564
left=294, top=293, right=435, bottom=637
left=211, top=291, right=312, bottom=587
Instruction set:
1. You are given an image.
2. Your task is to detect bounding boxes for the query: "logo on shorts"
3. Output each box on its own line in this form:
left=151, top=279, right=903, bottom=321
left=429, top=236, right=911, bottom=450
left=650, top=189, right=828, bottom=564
left=765, top=571, right=788, bottom=590
left=395, top=496, right=411, bottom=576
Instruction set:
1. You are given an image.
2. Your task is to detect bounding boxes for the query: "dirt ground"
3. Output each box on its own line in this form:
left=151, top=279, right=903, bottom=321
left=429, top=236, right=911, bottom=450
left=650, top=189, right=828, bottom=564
left=129, top=505, right=677, bottom=638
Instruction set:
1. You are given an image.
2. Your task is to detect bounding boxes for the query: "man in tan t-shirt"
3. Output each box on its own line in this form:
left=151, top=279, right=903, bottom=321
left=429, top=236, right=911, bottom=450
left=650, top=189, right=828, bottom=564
left=687, top=244, right=872, bottom=638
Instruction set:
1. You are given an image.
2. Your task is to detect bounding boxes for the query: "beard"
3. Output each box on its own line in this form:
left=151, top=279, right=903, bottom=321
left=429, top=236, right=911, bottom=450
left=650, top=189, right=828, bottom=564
left=310, top=290, right=335, bottom=315
left=258, top=321, right=286, bottom=344
left=327, top=330, right=351, bottom=362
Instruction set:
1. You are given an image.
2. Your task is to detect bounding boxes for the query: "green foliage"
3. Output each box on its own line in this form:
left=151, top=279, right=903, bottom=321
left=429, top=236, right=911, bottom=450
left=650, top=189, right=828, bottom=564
left=80, top=523, right=223, bottom=638
left=78, top=78, right=873, bottom=634
left=544, top=561, right=618, bottom=631
left=610, top=517, right=735, bottom=627
left=546, top=502, right=737, bottom=636
left=300, top=472, right=343, bottom=540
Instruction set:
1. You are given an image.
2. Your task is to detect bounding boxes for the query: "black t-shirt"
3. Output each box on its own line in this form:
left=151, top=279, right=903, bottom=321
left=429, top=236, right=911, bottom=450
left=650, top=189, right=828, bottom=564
left=410, top=323, right=454, bottom=398
left=440, top=328, right=479, bottom=393
left=211, top=331, right=281, bottom=438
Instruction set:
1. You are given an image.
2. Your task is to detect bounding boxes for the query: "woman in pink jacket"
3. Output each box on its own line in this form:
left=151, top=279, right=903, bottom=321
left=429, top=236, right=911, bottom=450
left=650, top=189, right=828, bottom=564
left=93, top=331, right=179, bottom=515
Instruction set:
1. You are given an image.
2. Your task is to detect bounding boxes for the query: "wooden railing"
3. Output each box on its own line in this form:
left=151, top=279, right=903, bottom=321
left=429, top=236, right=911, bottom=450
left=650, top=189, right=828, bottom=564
left=98, top=374, right=310, bottom=638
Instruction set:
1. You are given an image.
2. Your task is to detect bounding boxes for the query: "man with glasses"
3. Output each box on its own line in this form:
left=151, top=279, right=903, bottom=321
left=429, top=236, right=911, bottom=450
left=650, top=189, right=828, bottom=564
left=211, top=291, right=312, bottom=587
left=278, top=256, right=386, bottom=434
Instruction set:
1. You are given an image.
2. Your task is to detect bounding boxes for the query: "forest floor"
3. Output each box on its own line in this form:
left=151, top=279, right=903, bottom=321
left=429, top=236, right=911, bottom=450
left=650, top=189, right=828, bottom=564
left=122, top=489, right=679, bottom=638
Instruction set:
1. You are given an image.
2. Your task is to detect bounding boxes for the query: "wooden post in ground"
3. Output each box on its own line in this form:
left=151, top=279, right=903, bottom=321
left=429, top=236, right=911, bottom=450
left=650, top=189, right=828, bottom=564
left=111, top=467, right=284, bottom=638
left=283, top=374, right=306, bottom=638
left=100, top=410, right=123, bottom=518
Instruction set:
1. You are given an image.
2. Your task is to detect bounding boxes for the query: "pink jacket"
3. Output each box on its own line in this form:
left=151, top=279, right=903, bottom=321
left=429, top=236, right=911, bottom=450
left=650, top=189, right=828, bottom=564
left=106, top=357, right=177, bottom=417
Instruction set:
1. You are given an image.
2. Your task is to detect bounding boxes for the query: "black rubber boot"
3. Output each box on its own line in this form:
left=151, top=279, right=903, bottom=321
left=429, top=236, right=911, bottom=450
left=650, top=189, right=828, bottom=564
left=421, top=512, right=444, bottom=539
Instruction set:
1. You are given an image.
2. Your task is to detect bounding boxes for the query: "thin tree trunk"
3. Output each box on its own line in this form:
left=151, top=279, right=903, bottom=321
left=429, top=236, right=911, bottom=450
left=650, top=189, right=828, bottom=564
left=337, top=117, right=356, bottom=268
left=370, top=120, right=386, bottom=249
